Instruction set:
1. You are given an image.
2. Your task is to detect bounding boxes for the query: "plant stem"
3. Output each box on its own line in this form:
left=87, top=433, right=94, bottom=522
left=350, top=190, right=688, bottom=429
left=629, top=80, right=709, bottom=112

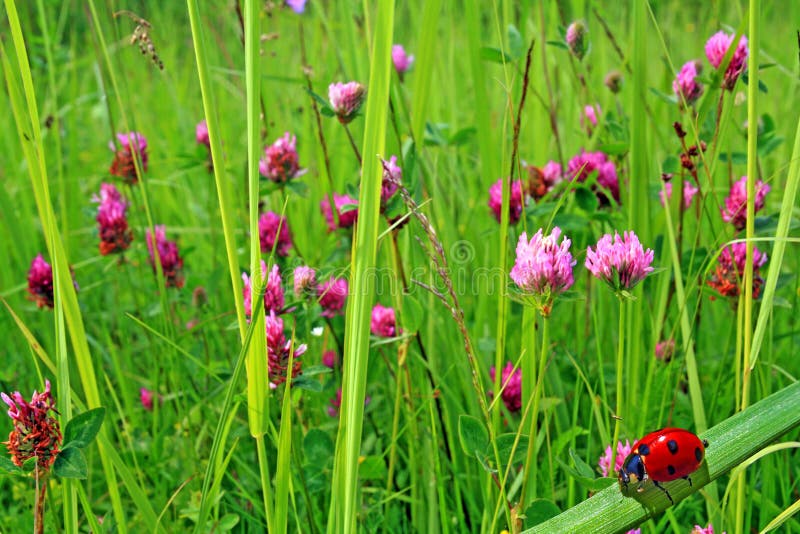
left=520, top=314, right=550, bottom=509
left=609, top=298, right=626, bottom=472
left=34, top=471, right=47, bottom=534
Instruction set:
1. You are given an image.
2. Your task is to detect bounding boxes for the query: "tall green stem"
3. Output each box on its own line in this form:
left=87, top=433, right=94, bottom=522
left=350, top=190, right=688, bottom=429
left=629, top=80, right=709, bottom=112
left=736, top=1, right=760, bottom=531
left=520, top=314, right=550, bottom=507
left=609, top=299, right=626, bottom=472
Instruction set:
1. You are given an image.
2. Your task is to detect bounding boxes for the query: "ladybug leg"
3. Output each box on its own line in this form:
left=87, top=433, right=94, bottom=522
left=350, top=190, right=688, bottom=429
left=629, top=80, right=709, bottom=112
left=682, top=475, right=693, bottom=487
left=653, top=481, right=674, bottom=504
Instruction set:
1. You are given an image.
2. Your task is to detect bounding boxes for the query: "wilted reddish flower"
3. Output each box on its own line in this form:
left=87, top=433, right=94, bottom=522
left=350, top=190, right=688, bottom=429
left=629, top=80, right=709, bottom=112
left=526, top=161, right=564, bottom=200
left=242, top=261, right=285, bottom=316
left=598, top=440, right=632, bottom=477
left=567, top=150, right=620, bottom=204
left=654, top=339, right=676, bottom=362
left=266, top=311, right=306, bottom=385
left=659, top=180, right=699, bottom=208
left=93, top=183, right=133, bottom=255
left=565, top=20, right=588, bottom=60
left=259, top=132, right=305, bottom=183
left=258, top=212, right=293, bottom=257
left=705, top=31, right=748, bottom=90
left=2, top=380, right=62, bottom=470
left=392, top=45, right=414, bottom=80
left=317, top=276, right=348, bottom=318
left=510, top=227, right=576, bottom=316
left=708, top=242, right=767, bottom=300
left=721, top=176, right=770, bottom=231
left=328, top=82, right=366, bottom=124
left=604, top=70, right=623, bottom=93
left=146, top=225, right=184, bottom=288
left=673, top=60, right=704, bottom=105
left=320, top=193, right=359, bottom=231
left=27, top=254, right=55, bottom=309
left=109, top=132, right=148, bottom=185
left=488, top=178, right=525, bottom=224
left=586, top=231, right=654, bottom=292
left=489, top=362, right=522, bottom=413
left=370, top=304, right=397, bottom=338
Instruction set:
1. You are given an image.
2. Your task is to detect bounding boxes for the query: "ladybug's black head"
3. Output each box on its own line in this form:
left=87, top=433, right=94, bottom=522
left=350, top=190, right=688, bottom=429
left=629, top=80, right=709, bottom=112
left=618, top=453, right=646, bottom=490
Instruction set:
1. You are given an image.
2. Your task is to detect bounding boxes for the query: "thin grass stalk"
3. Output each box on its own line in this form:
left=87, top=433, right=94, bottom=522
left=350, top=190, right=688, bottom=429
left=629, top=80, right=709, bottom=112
left=328, top=3, right=394, bottom=531
left=186, top=0, right=246, bottom=335
left=737, top=1, right=761, bottom=531
left=274, top=340, right=296, bottom=534
left=1, top=4, right=137, bottom=530
left=519, top=306, right=537, bottom=508
left=608, top=299, right=626, bottom=472
left=410, top=0, right=441, bottom=146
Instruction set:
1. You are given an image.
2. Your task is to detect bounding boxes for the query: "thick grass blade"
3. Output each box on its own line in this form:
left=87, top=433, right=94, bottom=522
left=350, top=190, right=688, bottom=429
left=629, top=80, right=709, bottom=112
left=526, top=380, right=800, bottom=533
left=328, top=3, right=394, bottom=532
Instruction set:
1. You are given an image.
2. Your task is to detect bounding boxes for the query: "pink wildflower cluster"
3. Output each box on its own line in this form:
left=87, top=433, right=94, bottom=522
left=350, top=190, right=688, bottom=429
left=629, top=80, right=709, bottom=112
left=146, top=226, right=185, bottom=289
left=582, top=104, right=601, bottom=135
left=2, top=380, right=62, bottom=470
left=27, top=255, right=56, bottom=309
left=94, top=183, right=133, bottom=256
left=242, top=261, right=285, bottom=317
left=567, top=150, right=620, bottom=204
left=258, top=212, right=293, bottom=257
left=328, top=82, right=366, bottom=124
left=370, top=304, right=397, bottom=338
left=285, top=0, right=306, bottom=14
left=317, top=276, right=349, bottom=318
left=195, top=120, right=209, bottom=147
left=659, top=180, right=699, bottom=209
left=585, top=231, right=654, bottom=292
left=510, top=227, right=576, bottom=316
left=140, top=388, right=155, bottom=411
left=721, top=176, right=770, bottom=231
left=672, top=60, right=704, bottom=105
left=381, top=155, right=402, bottom=207
left=598, top=439, right=632, bottom=477
left=655, top=339, right=676, bottom=363
left=109, top=132, right=148, bottom=185
left=708, top=242, right=767, bottom=300
left=488, top=178, right=526, bottom=224
left=392, top=45, right=414, bottom=80
left=259, top=132, right=305, bottom=183
left=322, top=350, right=337, bottom=369
left=489, top=362, right=522, bottom=413
left=321, top=193, right=359, bottom=231
left=565, top=20, right=587, bottom=60
left=692, top=524, right=725, bottom=534
left=266, top=311, right=306, bottom=385
left=293, top=266, right=317, bottom=295
left=705, top=31, right=749, bottom=90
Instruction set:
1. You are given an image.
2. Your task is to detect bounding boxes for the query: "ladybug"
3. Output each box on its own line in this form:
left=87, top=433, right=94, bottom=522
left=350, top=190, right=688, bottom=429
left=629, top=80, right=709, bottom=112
left=618, top=427, right=708, bottom=504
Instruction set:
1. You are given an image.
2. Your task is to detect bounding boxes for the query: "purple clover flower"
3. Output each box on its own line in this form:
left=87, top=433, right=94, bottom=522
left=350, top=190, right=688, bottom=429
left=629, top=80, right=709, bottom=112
left=370, top=304, right=397, bottom=338
left=489, top=362, right=522, bottom=413
left=705, top=31, right=748, bottom=90
left=672, top=60, right=704, bottom=105
left=258, top=211, right=293, bottom=257
left=328, top=82, right=366, bottom=124
left=488, top=178, right=525, bottom=224
left=598, top=440, right=633, bottom=477
left=259, top=132, right=305, bottom=183
left=510, top=227, right=576, bottom=316
left=721, top=176, right=770, bottom=231
left=585, top=231, right=654, bottom=293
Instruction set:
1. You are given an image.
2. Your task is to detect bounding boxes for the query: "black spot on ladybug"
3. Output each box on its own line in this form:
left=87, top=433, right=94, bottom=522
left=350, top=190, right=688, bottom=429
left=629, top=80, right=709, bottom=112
left=638, top=444, right=650, bottom=456
left=667, top=464, right=676, bottom=475
left=695, top=447, right=703, bottom=462
left=667, top=439, right=679, bottom=454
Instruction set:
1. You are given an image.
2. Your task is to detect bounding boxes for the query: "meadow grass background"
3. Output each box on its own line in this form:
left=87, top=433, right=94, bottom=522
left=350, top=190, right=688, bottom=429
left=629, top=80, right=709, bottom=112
left=1, top=0, right=799, bottom=532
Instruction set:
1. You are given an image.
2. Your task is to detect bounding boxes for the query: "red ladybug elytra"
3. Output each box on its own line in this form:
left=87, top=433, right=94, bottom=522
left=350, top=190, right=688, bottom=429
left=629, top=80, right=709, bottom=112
left=618, top=427, right=708, bottom=504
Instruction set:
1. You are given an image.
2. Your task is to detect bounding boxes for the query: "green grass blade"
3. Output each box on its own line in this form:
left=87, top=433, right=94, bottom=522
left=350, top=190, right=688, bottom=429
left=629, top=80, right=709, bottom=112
left=328, top=3, right=394, bottom=531
left=526, top=380, right=800, bottom=533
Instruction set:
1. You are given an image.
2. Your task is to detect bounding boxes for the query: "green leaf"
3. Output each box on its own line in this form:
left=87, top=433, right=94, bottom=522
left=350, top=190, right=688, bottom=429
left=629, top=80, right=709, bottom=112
left=449, top=127, right=476, bottom=146
left=458, top=414, right=489, bottom=456
left=304, top=428, right=334, bottom=465
left=649, top=87, right=677, bottom=105
left=507, top=24, right=523, bottom=59
left=545, top=40, right=568, bottom=50
left=661, top=155, right=679, bottom=174
left=524, top=499, right=561, bottom=528
left=359, top=456, right=387, bottom=480
left=299, top=365, right=332, bottom=378
left=575, top=188, right=599, bottom=213
left=0, top=455, right=21, bottom=475
left=285, top=179, right=309, bottom=198
left=596, top=142, right=629, bottom=156
left=63, top=407, right=105, bottom=449
left=401, top=294, right=424, bottom=333
left=569, top=448, right=595, bottom=479
left=291, top=375, right=323, bottom=392
left=480, top=46, right=512, bottom=64
left=216, top=514, right=240, bottom=531
left=493, top=433, right=529, bottom=465
left=53, top=447, right=88, bottom=479
left=304, top=87, right=333, bottom=113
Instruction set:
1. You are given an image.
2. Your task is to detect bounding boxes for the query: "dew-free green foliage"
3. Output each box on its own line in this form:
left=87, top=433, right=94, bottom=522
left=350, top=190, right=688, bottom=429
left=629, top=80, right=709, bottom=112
left=1, top=1, right=799, bottom=532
